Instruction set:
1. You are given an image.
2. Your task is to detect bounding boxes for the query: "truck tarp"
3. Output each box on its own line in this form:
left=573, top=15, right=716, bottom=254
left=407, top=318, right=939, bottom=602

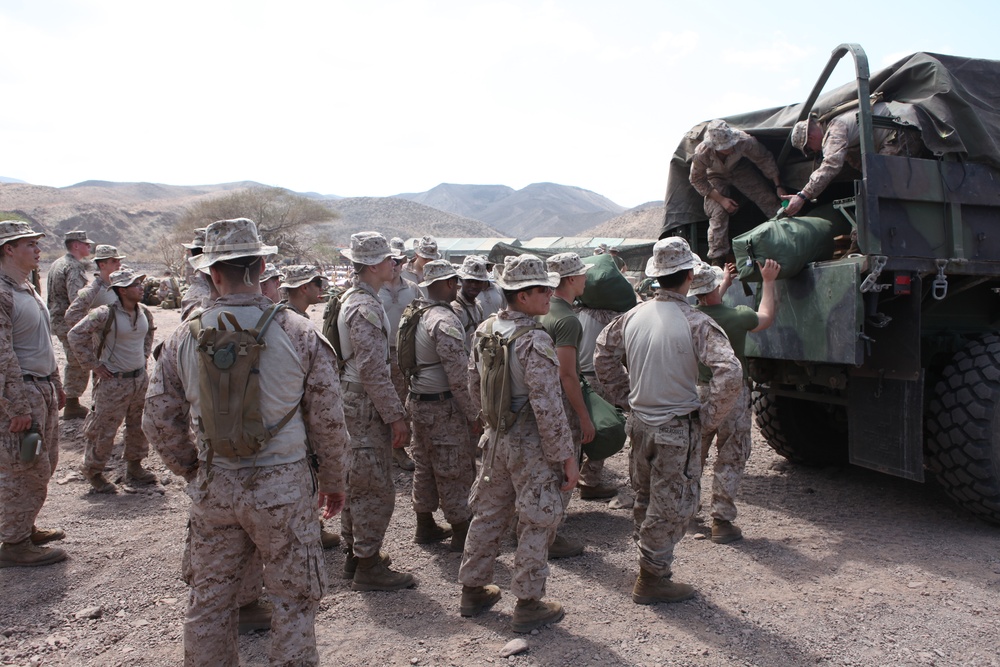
left=662, top=51, right=1000, bottom=235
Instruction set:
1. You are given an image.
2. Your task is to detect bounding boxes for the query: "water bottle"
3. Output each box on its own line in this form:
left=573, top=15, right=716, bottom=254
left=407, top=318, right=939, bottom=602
left=19, top=422, right=42, bottom=463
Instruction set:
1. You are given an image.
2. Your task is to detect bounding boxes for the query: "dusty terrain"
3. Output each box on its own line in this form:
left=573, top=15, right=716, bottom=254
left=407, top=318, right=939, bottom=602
left=1, top=301, right=999, bottom=667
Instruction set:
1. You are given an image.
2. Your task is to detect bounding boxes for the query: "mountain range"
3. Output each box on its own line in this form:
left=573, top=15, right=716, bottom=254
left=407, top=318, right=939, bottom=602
left=0, top=178, right=660, bottom=260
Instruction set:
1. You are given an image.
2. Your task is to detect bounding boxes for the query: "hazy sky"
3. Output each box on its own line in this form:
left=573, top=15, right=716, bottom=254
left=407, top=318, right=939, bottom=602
left=2, top=0, right=997, bottom=208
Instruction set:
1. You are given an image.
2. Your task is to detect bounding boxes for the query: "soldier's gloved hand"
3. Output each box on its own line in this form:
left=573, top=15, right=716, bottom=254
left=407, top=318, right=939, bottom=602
left=319, top=492, right=346, bottom=519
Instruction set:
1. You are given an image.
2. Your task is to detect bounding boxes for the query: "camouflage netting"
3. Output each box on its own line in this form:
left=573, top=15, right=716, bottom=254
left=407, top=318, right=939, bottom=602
left=662, top=51, right=1000, bottom=236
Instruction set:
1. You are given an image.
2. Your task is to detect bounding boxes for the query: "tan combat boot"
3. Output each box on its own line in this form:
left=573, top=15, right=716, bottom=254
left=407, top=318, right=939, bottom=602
left=126, top=460, right=157, bottom=484
left=320, top=526, right=341, bottom=550
left=711, top=519, right=743, bottom=544
left=393, top=447, right=415, bottom=471
left=547, top=532, right=583, bottom=559
left=449, top=519, right=470, bottom=553
left=0, top=539, right=67, bottom=568
left=510, top=598, right=564, bottom=634
left=342, top=549, right=392, bottom=580
left=414, top=512, right=452, bottom=544
left=459, top=584, right=501, bottom=617
left=578, top=483, right=617, bottom=501
left=86, top=472, right=117, bottom=494
left=62, top=397, right=88, bottom=420
left=237, top=599, right=272, bottom=634
left=351, top=555, right=415, bottom=592
left=631, top=567, right=695, bottom=605
left=30, top=526, right=65, bottom=545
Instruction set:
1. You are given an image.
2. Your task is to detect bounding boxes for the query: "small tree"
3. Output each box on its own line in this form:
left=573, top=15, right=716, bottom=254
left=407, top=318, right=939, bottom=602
left=175, top=186, right=338, bottom=256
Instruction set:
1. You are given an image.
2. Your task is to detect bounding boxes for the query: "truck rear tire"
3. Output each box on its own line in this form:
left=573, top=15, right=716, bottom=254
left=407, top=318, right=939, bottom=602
left=752, top=386, right=849, bottom=466
left=925, top=333, right=1000, bottom=525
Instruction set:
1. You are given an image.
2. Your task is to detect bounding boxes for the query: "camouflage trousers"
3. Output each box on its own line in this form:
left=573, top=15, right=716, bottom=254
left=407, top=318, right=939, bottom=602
left=81, top=372, right=149, bottom=477
left=340, top=388, right=395, bottom=559
left=407, top=396, right=474, bottom=524
left=0, top=380, right=60, bottom=544
left=698, top=383, right=752, bottom=522
left=559, top=393, right=584, bottom=512
left=182, top=525, right=264, bottom=608
left=627, top=412, right=702, bottom=578
left=58, top=334, right=91, bottom=399
left=704, top=163, right=781, bottom=260
left=459, top=413, right=565, bottom=601
left=184, top=459, right=325, bottom=667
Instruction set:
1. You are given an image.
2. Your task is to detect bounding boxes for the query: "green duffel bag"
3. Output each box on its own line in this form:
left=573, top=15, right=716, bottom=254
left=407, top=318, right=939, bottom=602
left=579, top=253, right=637, bottom=312
left=581, top=378, right=627, bottom=461
left=732, top=215, right=851, bottom=282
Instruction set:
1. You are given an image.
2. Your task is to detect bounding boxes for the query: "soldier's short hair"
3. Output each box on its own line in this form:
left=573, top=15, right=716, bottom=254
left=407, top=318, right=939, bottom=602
left=212, top=255, right=263, bottom=284
left=657, top=268, right=691, bottom=289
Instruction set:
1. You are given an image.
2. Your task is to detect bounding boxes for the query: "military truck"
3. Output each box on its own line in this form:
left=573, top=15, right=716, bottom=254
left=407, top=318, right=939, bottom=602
left=661, top=44, right=1000, bottom=524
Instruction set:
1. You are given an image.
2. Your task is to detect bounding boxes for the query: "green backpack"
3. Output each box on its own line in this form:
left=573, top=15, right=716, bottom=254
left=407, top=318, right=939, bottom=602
left=473, top=316, right=542, bottom=433
left=396, top=302, right=447, bottom=390
left=321, top=287, right=361, bottom=372
left=188, top=304, right=297, bottom=460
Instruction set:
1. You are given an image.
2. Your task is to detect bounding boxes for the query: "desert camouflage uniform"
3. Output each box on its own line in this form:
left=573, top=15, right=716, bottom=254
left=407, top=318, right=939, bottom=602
left=406, top=299, right=476, bottom=525
left=690, top=131, right=782, bottom=260
left=64, top=274, right=117, bottom=332
left=143, top=293, right=349, bottom=667
left=696, top=383, right=751, bottom=522
left=594, top=290, right=741, bottom=578
left=47, top=253, right=91, bottom=398
left=451, top=290, right=484, bottom=354
left=380, top=277, right=419, bottom=411
left=476, top=283, right=506, bottom=319
left=67, top=303, right=154, bottom=477
left=0, top=273, right=62, bottom=545
left=337, top=280, right=405, bottom=559
left=157, top=276, right=181, bottom=305
left=181, top=274, right=213, bottom=321
left=458, top=310, right=574, bottom=602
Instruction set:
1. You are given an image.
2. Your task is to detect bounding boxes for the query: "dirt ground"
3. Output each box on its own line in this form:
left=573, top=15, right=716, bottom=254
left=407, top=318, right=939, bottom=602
left=2, top=294, right=1000, bottom=667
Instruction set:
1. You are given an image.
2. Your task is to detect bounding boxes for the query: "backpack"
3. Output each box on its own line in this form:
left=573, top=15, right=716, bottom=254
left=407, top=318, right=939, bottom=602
left=96, top=304, right=154, bottom=361
left=473, top=315, right=542, bottom=433
left=321, top=287, right=360, bottom=372
left=396, top=302, right=447, bottom=389
left=188, top=304, right=297, bottom=460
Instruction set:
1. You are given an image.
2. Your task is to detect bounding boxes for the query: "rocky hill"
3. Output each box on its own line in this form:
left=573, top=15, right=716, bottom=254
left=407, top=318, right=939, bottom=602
left=315, top=197, right=503, bottom=244
left=583, top=200, right=665, bottom=239
left=395, top=182, right=625, bottom=237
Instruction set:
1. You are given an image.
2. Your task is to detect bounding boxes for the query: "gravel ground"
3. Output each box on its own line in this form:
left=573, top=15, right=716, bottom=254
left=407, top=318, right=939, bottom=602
left=2, top=303, right=999, bottom=667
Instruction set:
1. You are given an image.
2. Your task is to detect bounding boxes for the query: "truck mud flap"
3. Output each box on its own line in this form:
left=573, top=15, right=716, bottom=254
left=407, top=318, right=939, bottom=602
left=848, top=372, right=925, bottom=481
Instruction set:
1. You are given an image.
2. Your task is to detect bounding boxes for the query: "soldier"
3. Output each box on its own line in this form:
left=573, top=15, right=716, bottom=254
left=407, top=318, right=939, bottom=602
left=690, top=259, right=780, bottom=543
left=143, top=218, right=349, bottom=666
left=575, top=303, right=622, bottom=497
left=0, top=221, right=67, bottom=568
left=537, top=252, right=594, bottom=559
left=46, top=230, right=94, bottom=420
left=476, top=260, right=507, bottom=318
left=594, top=237, right=742, bottom=604
left=180, top=228, right=213, bottom=320
left=458, top=254, right=579, bottom=634
left=451, top=255, right=488, bottom=354
left=68, top=268, right=157, bottom=493
left=784, top=102, right=923, bottom=217
left=337, top=231, right=414, bottom=591
left=400, top=235, right=440, bottom=291
left=379, top=238, right=418, bottom=472
left=63, top=244, right=126, bottom=336
left=280, top=265, right=329, bottom=317
left=690, top=119, right=785, bottom=264
left=259, top=263, right=282, bottom=303
left=405, top=260, right=479, bottom=551
left=157, top=270, right=181, bottom=308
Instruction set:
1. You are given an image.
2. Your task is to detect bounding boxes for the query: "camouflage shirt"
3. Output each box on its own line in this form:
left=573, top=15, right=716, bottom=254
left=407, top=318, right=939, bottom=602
left=451, top=290, right=484, bottom=354
left=181, top=274, right=213, bottom=321
left=800, top=101, right=893, bottom=200
left=469, top=309, right=574, bottom=464
left=0, top=272, right=62, bottom=420
left=411, top=297, right=475, bottom=420
left=64, top=274, right=116, bottom=331
left=67, top=302, right=155, bottom=372
left=690, top=131, right=781, bottom=198
left=46, top=253, right=91, bottom=336
left=594, top=289, right=742, bottom=434
left=143, top=293, right=349, bottom=494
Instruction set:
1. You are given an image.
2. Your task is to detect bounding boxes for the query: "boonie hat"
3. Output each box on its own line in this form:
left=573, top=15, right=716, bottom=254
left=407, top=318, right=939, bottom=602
left=419, top=259, right=459, bottom=287
left=494, top=254, right=560, bottom=291
left=645, top=237, right=696, bottom=279
left=341, top=231, right=393, bottom=265
left=593, top=243, right=609, bottom=255
left=414, top=236, right=441, bottom=260
left=389, top=237, right=407, bottom=259
left=702, top=119, right=741, bottom=151
left=456, top=255, right=491, bottom=281
left=182, top=228, right=207, bottom=250
left=547, top=252, right=591, bottom=278
left=688, top=261, right=725, bottom=297
left=64, top=230, right=94, bottom=244
left=94, top=244, right=126, bottom=261
left=791, top=117, right=815, bottom=153
left=0, top=221, right=44, bottom=245
left=108, top=267, right=146, bottom=289
left=189, top=218, right=277, bottom=271
left=260, top=263, right=282, bottom=283
left=280, top=264, right=328, bottom=289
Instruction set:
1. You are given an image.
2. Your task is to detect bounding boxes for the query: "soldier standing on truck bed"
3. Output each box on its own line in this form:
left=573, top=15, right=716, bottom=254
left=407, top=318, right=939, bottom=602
left=690, top=119, right=786, bottom=265
left=690, top=259, right=780, bottom=544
